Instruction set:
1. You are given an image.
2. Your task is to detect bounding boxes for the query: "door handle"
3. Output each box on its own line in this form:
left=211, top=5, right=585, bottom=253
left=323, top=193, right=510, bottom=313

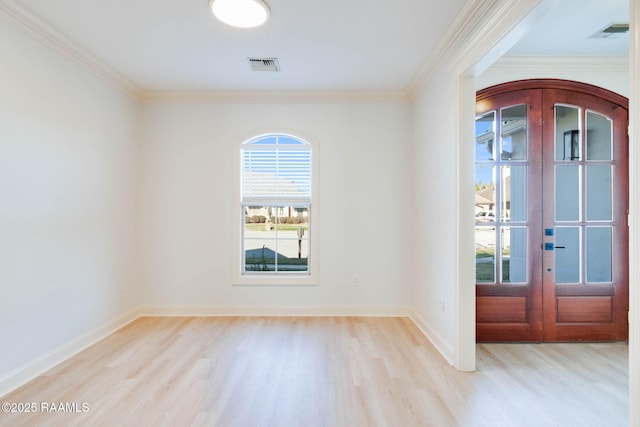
left=544, top=243, right=565, bottom=250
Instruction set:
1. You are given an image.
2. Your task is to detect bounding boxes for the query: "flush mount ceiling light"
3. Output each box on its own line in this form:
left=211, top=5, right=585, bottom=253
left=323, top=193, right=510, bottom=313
left=210, top=0, right=270, bottom=28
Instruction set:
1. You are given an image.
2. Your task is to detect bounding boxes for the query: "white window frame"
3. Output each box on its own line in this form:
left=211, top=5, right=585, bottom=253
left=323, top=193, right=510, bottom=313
left=232, top=132, right=318, bottom=286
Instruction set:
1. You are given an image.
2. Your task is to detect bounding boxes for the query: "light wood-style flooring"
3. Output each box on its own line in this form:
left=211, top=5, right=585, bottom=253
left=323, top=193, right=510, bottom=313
left=0, top=317, right=628, bottom=426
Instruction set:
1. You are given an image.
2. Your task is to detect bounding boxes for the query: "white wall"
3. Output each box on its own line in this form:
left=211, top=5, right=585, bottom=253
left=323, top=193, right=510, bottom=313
left=477, top=56, right=629, bottom=96
left=410, top=54, right=630, bottom=364
left=410, top=69, right=461, bottom=360
left=138, top=100, right=412, bottom=310
left=410, top=61, right=631, bottom=363
left=0, top=19, right=140, bottom=384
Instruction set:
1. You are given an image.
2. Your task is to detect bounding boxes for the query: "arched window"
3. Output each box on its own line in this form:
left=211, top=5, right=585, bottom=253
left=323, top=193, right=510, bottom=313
left=238, top=134, right=314, bottom=279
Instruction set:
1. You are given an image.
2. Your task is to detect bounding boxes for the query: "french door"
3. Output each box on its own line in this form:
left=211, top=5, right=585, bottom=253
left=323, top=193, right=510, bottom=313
left=475, top=80, right=629, bottom=342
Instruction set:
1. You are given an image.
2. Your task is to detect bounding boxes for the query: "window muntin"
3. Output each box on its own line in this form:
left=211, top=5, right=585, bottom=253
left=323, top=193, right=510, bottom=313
left=240, top=134, right=312, bottom=275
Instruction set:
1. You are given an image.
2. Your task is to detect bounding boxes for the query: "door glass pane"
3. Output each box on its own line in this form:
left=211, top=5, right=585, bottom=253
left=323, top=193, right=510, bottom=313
left=586, top=111, right=612, bottom=160
left=476, top=226, right=495, bottom=283
left=586, top=227, right=612, bottom=283
left=501, top=105, right=527, bottom=160
left=555, top=227, right=581, bottom=283
left=476, top=165, right=495, bottom=221
left=502, top=166, right=526, bottom=222
left=502, top=227, right=526, bottom=283
left=555, top=165, right=580, bottom=221
left=476, top=112, right=495, bottom=161
left=555, top=105, right=580, bottom=161
left=586, top=165, right=612, bottom=221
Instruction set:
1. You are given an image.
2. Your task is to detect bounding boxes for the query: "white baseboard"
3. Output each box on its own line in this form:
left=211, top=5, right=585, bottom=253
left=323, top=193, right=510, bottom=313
left=0, top=307, right=142, bottom=399
left=139, top=304, right=411, bottom=317
left=407, top=308, right=454, bottom=366
left=1, top=304, right=455, bottom=398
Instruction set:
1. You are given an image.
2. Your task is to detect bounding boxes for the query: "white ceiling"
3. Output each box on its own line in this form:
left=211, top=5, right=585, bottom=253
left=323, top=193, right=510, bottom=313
left=2, top=0, right=630, bottom=94
left=506, top=0, right=628, bottom=57
left=8, top=0, right=465, bottom=93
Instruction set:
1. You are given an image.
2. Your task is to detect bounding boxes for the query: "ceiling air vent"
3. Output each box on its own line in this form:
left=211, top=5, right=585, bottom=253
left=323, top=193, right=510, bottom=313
left=590, top=23, right=629, bottom=39
left=248, top=57, right=280, bottom=72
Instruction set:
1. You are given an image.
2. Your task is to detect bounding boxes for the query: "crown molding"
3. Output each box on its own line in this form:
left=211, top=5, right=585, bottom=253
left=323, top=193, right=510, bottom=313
left=9, top=0, right=610, bottom=105
left=406, top=0, right=554, bottom=99
left=405, top=0, right=498, bottom=98
left=0, top=0, right=142, bottom=98
left=0, top=0, right=411, bottom=104
left=140, top=89, right=411, bottom=104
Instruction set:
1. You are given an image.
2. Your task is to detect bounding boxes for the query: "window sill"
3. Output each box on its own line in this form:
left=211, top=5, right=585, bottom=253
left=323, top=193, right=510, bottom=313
left=232, top=273, right=318, bottom=287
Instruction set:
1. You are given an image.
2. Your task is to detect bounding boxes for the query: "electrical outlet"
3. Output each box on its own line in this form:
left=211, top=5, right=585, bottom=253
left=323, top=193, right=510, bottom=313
left=352, top=276, right=360, bottom=287
left=437, top=299, right=444, bottom=312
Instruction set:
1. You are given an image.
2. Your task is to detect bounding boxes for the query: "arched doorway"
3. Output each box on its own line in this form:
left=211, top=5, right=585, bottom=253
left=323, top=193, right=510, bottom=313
left=475, top=79, right=629, bottom=342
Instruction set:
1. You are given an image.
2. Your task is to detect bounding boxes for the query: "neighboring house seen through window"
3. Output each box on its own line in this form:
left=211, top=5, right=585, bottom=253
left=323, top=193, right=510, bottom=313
left=241, top=134, right=312, bottom=275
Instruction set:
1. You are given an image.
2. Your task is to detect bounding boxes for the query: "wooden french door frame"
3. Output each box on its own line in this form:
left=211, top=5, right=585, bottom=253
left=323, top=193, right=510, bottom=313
left=476, top=79, right=629, bottom=343
left=541, top=87, right=629, bottom=341
left=475, top=87, right=544, bottom=342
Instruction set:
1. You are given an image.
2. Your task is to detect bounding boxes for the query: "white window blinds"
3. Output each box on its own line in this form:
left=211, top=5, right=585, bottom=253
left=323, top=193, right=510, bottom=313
left=241, top=135, right=311, bottom=205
